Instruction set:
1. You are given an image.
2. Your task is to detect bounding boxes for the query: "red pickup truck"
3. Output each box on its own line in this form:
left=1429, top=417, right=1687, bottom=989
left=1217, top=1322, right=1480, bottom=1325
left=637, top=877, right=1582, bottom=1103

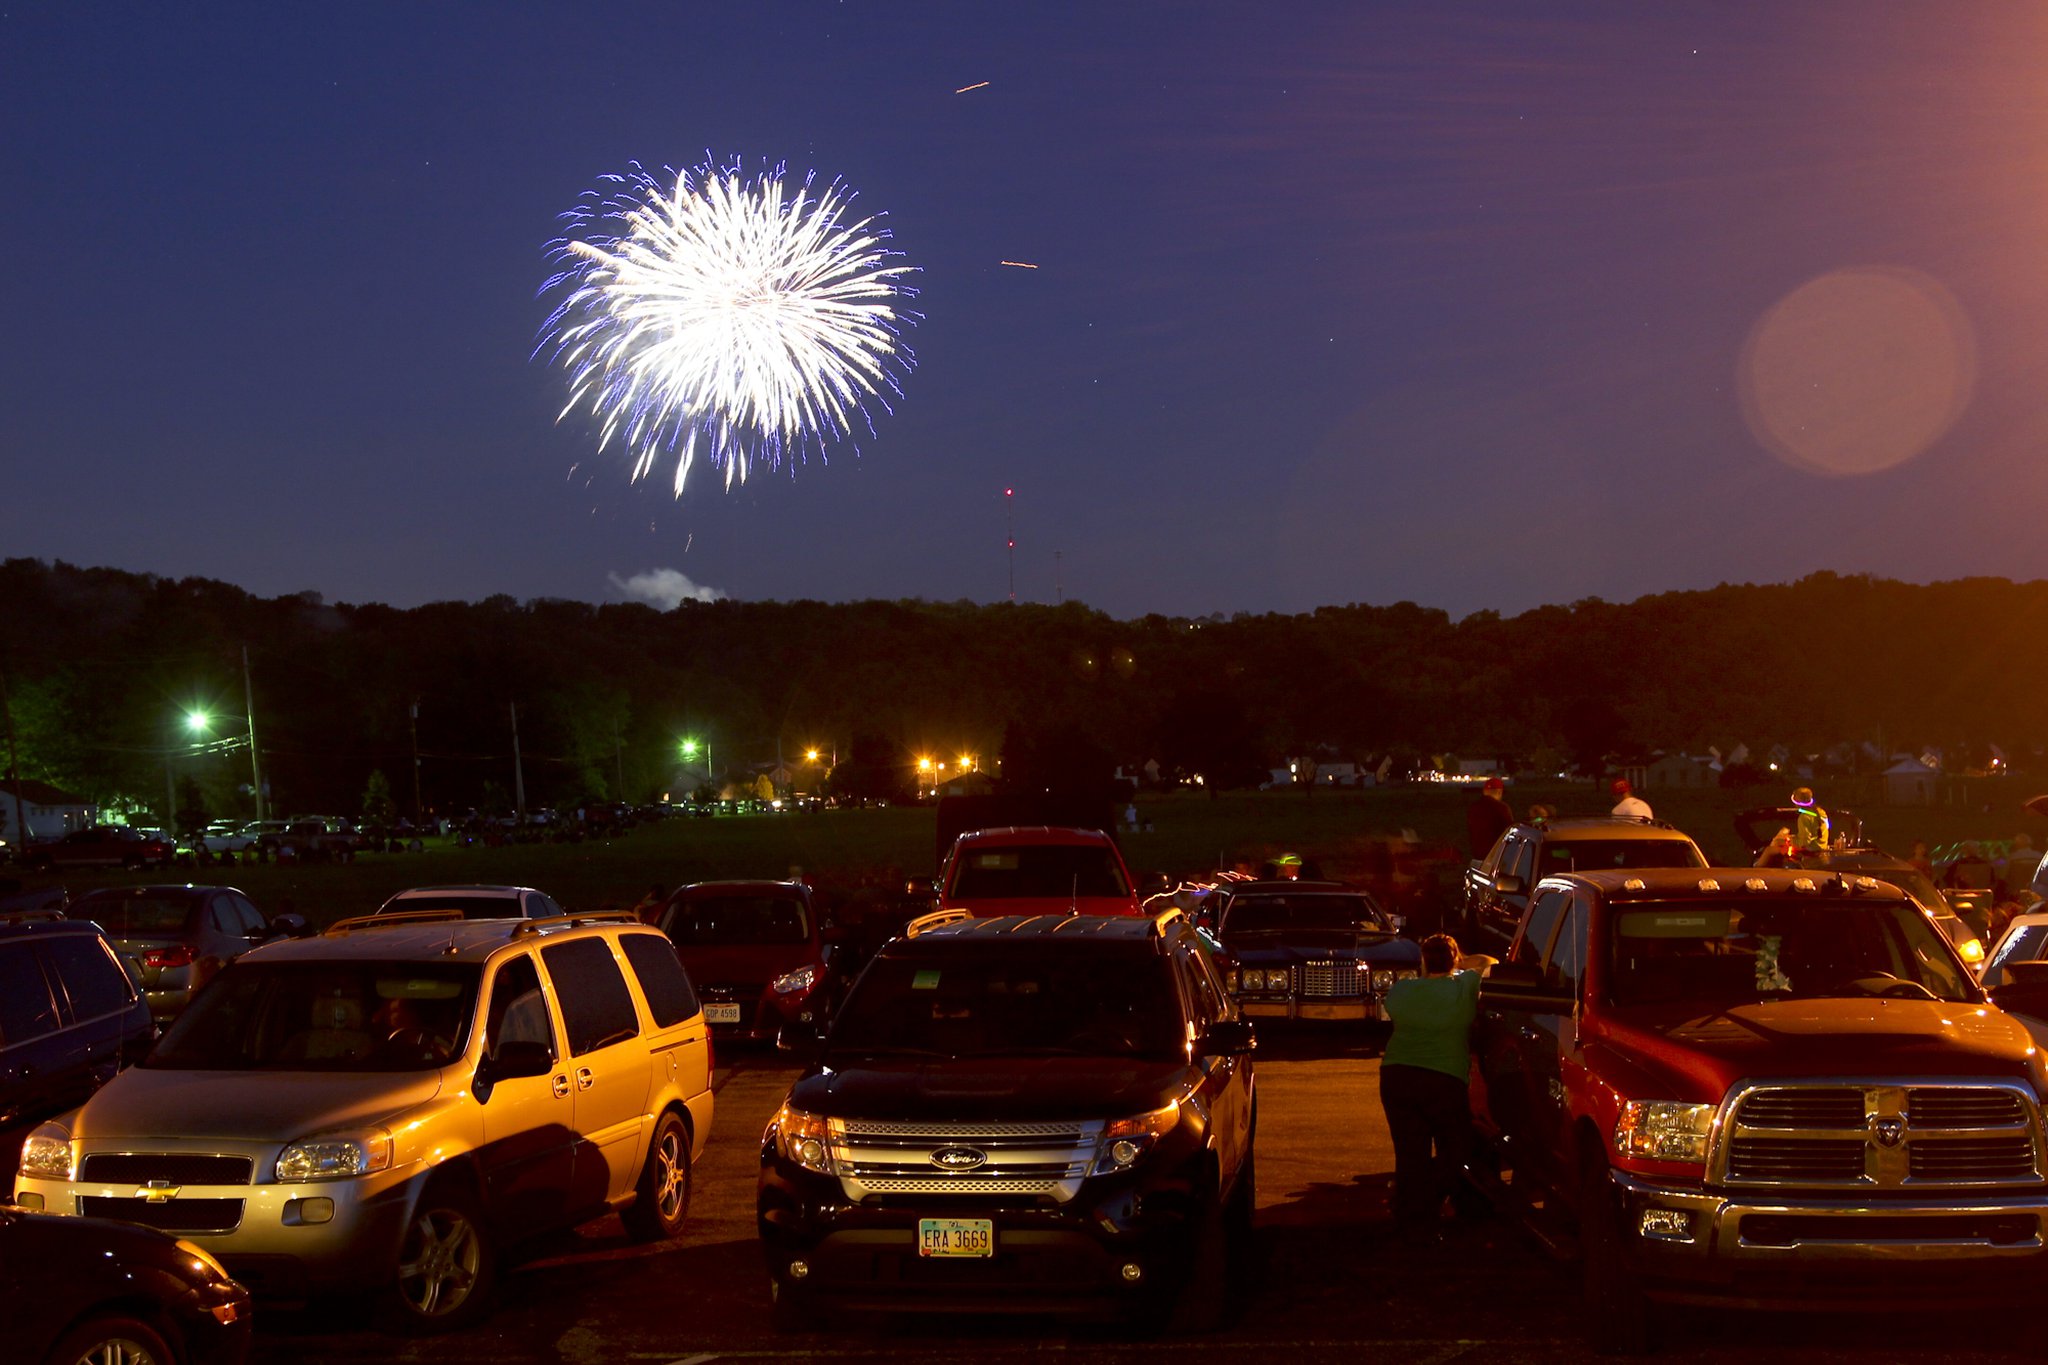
left=1472, top=866, right=2048, bottom=1352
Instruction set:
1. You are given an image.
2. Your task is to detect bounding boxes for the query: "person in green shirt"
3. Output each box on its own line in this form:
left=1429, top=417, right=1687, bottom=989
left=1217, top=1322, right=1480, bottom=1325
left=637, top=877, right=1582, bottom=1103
left=1379, top=933, right=1487, bottom=1239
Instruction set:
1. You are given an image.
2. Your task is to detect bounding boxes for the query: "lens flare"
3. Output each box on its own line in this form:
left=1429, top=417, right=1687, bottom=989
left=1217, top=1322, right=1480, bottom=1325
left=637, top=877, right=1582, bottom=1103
left=539, top=159, right=919, bottom=495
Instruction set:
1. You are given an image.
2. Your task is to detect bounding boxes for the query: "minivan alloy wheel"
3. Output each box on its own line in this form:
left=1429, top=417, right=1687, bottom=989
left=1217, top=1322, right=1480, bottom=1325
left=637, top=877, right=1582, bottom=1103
left=398, top=1203, right=484, bottom=1318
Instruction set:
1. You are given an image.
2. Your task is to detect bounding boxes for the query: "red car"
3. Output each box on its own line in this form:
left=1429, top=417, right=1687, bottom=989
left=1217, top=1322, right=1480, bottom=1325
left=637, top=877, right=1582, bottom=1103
left=25, top=825, right=172, bottom=871
left=938, top=825, right=1142, bottom=918
left=653, top=880, right=828, bottom=1040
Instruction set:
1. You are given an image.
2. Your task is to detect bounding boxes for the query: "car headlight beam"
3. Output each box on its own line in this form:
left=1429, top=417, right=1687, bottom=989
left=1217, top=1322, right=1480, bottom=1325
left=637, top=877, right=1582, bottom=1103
left=19, top=1123, right=74, bottom=1181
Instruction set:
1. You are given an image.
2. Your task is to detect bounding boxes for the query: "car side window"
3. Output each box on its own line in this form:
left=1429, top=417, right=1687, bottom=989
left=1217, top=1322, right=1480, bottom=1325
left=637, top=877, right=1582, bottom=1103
left=208, top=897, right=237, bottom=935
left=541, top=938, right=641, bottom=1056
left=619, top=932, right=699, bottom=1028
left=1515, top=888, right=1569, bottom=968
left=0, top=943, right=62, bottom=1046
left=484, top=953, right=556, bottom=1061
left=228, top=894, right=267, bottom=936
left=43, top=934, right=136, bottom=1023
left=1174, top=943, right=1223, bottom=1027
left=1505, top=836, right=1536, bottom=886
left=1545, top=897, right=1587, bottom=992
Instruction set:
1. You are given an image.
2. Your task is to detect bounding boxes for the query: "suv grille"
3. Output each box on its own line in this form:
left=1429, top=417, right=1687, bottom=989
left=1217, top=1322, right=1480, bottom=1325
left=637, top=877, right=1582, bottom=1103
left=79, top=1196, right=243, bottom=1233
left=1301, top=962, right=1366, bottom=999
left=1721, top=1083, right=2043, bottom=1188
left=79, top=1154, right=254, bottom=1185
left=830, top=1119, right=1103, bottom=1201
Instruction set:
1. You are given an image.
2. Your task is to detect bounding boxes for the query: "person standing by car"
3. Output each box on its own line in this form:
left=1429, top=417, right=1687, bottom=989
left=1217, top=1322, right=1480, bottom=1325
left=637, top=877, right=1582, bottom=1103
left=1378, top=933, right=1487, bottom=1241
left=1610, top=779, right=1652, bottom=821
left=1465, top=778, right=1513, bottom=859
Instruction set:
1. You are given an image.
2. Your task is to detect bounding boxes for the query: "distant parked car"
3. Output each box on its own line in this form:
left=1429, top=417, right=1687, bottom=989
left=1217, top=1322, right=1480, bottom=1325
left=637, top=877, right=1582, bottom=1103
left=373, top=884, right=567, bottom=920
left=0, top=1202, right=252, bottom=1365
left=1210, top=880, right=1422, bottom=1023
left=24, top=825, right=173, bottom=871
left=938, top=826, right=1142, bottom=918
left=69, top=884, right=306, bottom=1022
left=199, top=821, right=259, bottom=856
left=654, top=880, right=830, bottom=1040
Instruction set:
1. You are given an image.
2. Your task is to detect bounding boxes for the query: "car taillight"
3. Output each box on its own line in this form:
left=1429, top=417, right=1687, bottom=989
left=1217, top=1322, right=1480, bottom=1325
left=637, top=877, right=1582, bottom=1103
left=141, top=944, right=196, bottom=970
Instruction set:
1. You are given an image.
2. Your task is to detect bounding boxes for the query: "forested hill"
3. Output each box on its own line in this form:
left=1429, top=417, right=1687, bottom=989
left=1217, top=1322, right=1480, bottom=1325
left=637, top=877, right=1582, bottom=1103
left=1, top=559, right=2041, bottom=817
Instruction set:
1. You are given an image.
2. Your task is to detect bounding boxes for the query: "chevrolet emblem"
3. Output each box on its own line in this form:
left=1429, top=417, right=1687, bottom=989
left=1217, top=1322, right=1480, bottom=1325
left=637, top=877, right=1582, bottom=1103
left=139, top=1180, right=181, bottom=1203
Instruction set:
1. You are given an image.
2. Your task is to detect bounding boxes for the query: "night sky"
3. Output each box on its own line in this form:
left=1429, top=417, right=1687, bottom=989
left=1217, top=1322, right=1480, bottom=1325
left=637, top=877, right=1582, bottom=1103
left=10, top=2, right=2048, bottom=621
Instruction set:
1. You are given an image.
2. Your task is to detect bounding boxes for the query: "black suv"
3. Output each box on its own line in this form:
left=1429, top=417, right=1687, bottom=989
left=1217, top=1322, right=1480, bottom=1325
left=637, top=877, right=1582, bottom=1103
left=758, top=911, right=1256, bottom=1332
left=0, top=912, right=155, bottom=1169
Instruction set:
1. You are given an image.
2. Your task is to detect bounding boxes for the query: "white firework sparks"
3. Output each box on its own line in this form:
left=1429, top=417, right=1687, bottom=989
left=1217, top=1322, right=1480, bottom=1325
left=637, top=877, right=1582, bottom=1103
left=539, top=159, right=918, bottom=494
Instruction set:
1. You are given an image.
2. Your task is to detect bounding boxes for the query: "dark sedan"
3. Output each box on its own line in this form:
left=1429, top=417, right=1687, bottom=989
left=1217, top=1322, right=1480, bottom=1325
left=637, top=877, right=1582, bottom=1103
left=69, top=885, right=304, bottom=1022
left=1213, top=881, right=1422, bottom=1022
left=0, top=1202, right=251, bottom=1365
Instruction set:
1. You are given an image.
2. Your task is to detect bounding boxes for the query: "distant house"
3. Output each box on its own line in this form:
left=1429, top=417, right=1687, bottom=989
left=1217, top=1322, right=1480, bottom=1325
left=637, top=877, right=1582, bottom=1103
left=1883, top=758, right=1938, bottom=806
left=1646, top=754, right=1718, bottom=790
left=0, top=779, right=94, bottom=841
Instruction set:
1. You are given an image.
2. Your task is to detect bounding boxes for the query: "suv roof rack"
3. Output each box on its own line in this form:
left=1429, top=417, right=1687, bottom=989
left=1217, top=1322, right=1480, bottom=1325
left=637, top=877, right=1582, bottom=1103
left=906, top=907, right=974, bottom=938
left=325, top=908, right=466, bottom=935
left=510, top=908, right=643, bottom=937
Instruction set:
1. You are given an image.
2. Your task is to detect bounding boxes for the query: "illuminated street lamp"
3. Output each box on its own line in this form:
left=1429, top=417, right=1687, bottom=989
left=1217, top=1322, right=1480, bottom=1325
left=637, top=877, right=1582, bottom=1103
left=167, top=709, right=211, bottom=823
left=680, top=737, right=714, bottom=795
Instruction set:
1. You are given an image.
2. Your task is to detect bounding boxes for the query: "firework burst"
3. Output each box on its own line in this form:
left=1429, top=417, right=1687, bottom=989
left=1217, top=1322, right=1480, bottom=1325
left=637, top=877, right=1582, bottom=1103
left=539, top=158, right=918, bottom=494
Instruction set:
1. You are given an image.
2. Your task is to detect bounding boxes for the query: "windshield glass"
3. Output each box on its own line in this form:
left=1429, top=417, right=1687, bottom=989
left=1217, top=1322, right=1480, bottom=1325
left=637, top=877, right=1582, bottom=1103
left=1223, top=894, right=1390, bottom=935
left=74, top=893, right=193, bottom=935
left=385, top=894, right=527, bottom=919
left=949, top=845, right=1131, bottom=899
left=1540, top=838, right=1704, bottom=875
left=1985, top=922, right=2048, bottom=987
left=665, top=896, right=810, bottom=945
left=1608, top=899, right=1975, bottom=1008
left=828, top=947, right=1181, bottom=1059
left=147, top=961, right=480, bottom=1070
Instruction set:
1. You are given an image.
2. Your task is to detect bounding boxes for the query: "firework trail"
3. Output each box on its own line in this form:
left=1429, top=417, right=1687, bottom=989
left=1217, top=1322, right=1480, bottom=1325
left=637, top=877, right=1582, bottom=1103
left=539, top=158, right=919, bottom=494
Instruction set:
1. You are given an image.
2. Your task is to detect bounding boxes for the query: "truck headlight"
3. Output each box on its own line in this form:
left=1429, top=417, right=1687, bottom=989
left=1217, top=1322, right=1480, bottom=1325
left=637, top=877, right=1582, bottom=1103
left=20, top=1123, right=74, bottom=1181
left=1092, top=1101, right=1180, bottom=1173
left=769, top=1102, right=839, bottom=1174
left=1614, top=1101, right=1717, bottom=1163
left=275, top=1129, right=393, bottom=1182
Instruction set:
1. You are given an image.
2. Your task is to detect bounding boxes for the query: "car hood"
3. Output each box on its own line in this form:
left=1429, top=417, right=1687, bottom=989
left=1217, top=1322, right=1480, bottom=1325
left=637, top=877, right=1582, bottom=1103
left=72, top=1066, right=445, bottom=1144
left=792, top=1055, right=1190, bottom=1122
left=1223, top=931, right=1419, bottom=963
left=672, top=942, right=818, bottom=982
left=1592, top=998, right=2042, bottom=1101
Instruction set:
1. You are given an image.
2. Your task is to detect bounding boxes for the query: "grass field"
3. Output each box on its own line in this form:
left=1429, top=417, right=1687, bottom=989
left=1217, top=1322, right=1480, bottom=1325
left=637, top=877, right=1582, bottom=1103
left=14, top=777, right=2041, bottom=929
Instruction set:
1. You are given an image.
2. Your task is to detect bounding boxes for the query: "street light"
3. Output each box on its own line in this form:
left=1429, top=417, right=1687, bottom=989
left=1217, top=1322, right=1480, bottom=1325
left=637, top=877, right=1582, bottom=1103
left=167, top=709, right=211, bottom=824
left=681, top=737, right=714, bottom=797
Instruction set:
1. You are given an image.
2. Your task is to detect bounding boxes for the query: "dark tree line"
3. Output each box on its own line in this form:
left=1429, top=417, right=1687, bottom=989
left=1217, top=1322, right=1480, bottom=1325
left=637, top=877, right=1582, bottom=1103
left=1, top=558, right=2042, bottom=823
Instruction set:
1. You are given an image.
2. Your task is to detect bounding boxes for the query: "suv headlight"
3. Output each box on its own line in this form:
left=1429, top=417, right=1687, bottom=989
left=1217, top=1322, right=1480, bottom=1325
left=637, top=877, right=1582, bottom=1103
left=275, top=1129, right=394, bottom=1182
left=1614, top=1100, right=1717, bottom=1163
left=20, top=1122, right=74, bottom=1181
left=1092, top=1101, right=1180, bottom=1174
left=768, top=1102, right=839, bottom=1174
left=772, top=964, right=819, bottom=996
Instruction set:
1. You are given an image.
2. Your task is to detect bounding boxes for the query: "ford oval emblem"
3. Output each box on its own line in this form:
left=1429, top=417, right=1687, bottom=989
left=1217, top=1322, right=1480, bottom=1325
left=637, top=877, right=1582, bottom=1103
left=930, top=1145, right=988, bottom=1171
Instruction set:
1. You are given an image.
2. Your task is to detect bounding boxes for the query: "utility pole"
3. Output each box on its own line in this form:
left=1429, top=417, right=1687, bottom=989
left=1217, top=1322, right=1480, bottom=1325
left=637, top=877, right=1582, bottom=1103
left=0, top=667, right=29, bottom=852
left=510, top=701, right=527, bottom=821
left=615, top=720, right=625, bottom=801
left=1005, top=487, right=1015, bottom=602
left=242, top=645, right=266, bottom=821
left=1055, top=550, right=1063, bottom=605
left=409, top=698, right=423, bottom=821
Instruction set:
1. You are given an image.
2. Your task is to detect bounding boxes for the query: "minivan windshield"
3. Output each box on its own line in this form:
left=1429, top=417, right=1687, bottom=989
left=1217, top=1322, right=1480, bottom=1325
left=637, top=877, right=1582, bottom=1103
left=147, top=961, right=481, bottom=1070
left=949, top=845, right=1131, bottom=900
left=828, top=947, right=1181, bottom=1060
left=1608, top=898, right=1975, bottom=1008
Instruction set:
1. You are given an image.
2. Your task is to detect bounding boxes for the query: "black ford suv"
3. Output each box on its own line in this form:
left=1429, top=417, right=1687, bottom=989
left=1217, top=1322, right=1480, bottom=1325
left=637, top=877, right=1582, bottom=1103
left=758, top=911, right=1256, bottom=1332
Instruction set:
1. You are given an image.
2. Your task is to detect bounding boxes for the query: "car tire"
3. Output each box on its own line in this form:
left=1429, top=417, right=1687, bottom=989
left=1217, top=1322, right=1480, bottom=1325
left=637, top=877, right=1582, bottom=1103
left=384, top=1178, right=495, bottom=1333
left=768, top=1276, right=822, bottom=1334
left=1580, top=1153, right=1652, bottom=1355
left=621, top=1110, right=692, bottom=1242
left=43, top=1312, right=175, bottom=1365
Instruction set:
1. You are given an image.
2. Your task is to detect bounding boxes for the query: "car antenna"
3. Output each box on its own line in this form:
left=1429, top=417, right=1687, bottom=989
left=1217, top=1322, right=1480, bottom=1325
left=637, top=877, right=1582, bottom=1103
left=1070, top=872, right=1079, bottom=918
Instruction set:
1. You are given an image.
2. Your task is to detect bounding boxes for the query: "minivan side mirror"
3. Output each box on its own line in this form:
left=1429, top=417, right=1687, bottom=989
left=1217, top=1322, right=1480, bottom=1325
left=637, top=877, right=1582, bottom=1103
left=776, top=1019, right=825, bottom=1057
left=474, top=1039, right=553, bottom=1104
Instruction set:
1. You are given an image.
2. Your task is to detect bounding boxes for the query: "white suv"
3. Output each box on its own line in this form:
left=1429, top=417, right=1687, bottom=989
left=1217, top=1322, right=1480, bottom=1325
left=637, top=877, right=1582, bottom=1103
left=15, top=909, right=714, bottom=1330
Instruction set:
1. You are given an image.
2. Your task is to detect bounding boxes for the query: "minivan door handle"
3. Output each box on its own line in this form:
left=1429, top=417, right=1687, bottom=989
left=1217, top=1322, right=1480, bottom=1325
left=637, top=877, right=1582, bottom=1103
left=575, top=1067, right=595, bottom=1091
left=552, top=1073, right=571, bottom=1098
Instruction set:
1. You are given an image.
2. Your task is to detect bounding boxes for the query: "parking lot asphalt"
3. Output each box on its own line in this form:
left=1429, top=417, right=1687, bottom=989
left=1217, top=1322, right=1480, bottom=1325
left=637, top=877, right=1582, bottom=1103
left=246, top=1034, right=2037, bottom=1364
